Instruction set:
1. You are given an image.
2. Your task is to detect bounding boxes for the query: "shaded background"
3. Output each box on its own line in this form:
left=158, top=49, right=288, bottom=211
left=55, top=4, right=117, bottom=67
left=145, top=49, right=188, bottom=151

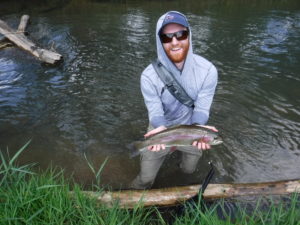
left=0, top=0, right=299, bottom=190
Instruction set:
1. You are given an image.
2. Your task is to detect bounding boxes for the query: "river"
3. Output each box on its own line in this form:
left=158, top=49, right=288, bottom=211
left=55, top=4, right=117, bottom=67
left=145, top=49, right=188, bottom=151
left=0, top=0, right=299, bottom=190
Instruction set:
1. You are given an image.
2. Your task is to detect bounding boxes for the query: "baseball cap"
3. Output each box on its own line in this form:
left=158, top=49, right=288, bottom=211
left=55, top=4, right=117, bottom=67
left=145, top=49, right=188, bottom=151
left=161, top=11, right=189, bottom=31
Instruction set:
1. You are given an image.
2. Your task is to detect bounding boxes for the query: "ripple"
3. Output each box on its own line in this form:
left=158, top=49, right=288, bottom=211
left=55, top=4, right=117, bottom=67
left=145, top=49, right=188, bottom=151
left=1, top=5, right=300, bottom=188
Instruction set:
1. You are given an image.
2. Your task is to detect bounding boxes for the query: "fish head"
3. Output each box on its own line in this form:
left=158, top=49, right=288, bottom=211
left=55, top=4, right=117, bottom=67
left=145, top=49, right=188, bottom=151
left=210, top=136, right=223, bottom=145
left=201, top=133, right=223, bottom=145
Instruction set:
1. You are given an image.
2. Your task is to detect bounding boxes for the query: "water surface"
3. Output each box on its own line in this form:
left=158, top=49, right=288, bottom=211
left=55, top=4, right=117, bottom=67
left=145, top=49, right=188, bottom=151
left=0, top=0, right=299, bottom=189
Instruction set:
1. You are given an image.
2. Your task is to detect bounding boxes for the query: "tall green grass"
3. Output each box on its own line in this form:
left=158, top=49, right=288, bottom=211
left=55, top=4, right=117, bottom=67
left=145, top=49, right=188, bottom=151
left=0, top=143, right=157, bottom=225
left=0, top=143, right=299, bottom=225
left=171, top=194, right=300, bottom=225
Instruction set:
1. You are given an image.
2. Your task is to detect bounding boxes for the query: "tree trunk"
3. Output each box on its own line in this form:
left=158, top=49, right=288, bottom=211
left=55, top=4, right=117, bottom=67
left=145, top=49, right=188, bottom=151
left=17, top=15, right=30, bottom=34
left=78, top=179, right=300, bottom=208
left=0, top=16, right=63, bottom=64
left=0, top=15, right=29, bottom=48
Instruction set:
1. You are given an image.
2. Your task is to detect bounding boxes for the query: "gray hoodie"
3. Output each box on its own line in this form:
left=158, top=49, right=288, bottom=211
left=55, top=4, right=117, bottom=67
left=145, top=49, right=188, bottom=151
left=141, top=11, right=218, bottom=128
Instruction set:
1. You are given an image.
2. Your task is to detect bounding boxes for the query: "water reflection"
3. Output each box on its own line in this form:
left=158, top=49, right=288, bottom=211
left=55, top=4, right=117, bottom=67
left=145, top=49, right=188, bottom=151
left=0, top=0, right=299, bottom=189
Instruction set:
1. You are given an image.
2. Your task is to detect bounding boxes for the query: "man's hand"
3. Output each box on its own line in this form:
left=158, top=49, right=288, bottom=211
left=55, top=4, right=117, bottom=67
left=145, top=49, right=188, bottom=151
left=192, top=125, right=218, bottom=150
left=144, top=126, right=167, bottom=152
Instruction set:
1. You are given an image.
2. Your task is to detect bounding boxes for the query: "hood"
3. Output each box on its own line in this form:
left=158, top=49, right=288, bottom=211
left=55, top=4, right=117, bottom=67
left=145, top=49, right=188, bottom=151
left=156, top=11, right=194, bottom=77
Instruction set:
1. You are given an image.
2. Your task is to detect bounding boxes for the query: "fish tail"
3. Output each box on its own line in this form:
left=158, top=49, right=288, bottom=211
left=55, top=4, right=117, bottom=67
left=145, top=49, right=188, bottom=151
left=129, top=150, right=142, bottom=158
left=126, top=141, right=143, bottom=158
left=126, top=142, right=139, bottom=151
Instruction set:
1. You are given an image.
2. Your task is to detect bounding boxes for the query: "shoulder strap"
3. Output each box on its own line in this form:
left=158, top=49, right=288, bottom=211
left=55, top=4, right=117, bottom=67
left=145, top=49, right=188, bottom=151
left=152, top=59, right=194, bottom=108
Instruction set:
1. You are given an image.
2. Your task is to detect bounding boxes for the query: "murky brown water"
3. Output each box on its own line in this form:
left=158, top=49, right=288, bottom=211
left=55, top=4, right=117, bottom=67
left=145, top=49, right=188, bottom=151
left=0, top=0, right=299, bottom=190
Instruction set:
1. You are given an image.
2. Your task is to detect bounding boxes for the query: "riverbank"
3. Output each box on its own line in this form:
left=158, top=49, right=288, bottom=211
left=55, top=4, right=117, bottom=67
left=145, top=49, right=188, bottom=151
left=1, top=144, right=299, bottom=224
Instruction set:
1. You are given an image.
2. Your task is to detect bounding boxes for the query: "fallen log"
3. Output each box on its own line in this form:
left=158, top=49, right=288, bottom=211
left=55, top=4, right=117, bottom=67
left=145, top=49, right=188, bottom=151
left=0, top=16, right=62, bottom=64
left=0, top=42, right=13, bottom=49
left=0, top=15, right=29, bottom=49
left=17, top=15, right=30, bottom=34
left=79, top=179, right=300, bottom=208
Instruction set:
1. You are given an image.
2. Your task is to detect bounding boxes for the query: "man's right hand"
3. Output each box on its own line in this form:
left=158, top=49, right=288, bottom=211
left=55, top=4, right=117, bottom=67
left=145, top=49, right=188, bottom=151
left=144, top=125, right=167, bottom=152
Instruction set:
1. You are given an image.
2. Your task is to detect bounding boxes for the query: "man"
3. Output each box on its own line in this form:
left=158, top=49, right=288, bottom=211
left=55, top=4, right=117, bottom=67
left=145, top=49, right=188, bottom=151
left=131, top=11, right=218, bottom=189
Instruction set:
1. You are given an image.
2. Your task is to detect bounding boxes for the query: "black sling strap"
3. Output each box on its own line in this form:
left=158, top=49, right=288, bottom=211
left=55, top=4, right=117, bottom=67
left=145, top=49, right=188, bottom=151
left=199, top=161, right=215, bottom=199
left=152, top=59, right=194, bottom=108
left=177, top=161, right=215, bottom=217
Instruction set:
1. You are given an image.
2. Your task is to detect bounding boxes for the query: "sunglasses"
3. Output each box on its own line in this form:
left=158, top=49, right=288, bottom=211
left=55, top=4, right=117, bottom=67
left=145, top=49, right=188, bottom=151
left=160, top=30, right=189, bottom=43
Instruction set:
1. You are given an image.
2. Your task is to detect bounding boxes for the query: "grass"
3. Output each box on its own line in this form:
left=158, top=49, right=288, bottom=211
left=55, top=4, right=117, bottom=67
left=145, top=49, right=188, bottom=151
left=0, top=143, right=299, bottom=225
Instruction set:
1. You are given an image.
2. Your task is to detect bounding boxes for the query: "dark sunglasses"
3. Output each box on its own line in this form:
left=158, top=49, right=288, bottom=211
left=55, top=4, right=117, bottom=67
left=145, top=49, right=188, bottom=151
left=160, top=30, right=189, bottom=43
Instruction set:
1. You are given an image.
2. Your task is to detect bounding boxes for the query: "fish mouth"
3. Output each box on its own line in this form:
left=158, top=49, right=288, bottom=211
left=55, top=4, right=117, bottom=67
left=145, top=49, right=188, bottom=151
left=211, top=137, right=223, bottom=145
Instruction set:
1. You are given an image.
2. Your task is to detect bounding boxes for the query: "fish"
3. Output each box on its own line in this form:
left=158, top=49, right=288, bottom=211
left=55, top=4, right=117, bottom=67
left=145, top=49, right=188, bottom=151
left=127, top=125, right=223, bottom=157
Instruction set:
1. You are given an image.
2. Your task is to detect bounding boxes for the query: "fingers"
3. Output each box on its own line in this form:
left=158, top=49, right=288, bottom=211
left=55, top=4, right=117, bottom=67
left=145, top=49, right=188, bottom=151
left=144, top=130, right=156, bottom=137
left=193, top=140, right=211, bottom=150
left=147, top=144, right=166, bottom=152
left=208, top=126, right=218, bottom=132
left=196, top=125, right=218, bottom=132
left=203, top=125, right=218, bottom=132
left=144, top=126, right=167, bottom=137
left=144, top=126, right=167, bottom=152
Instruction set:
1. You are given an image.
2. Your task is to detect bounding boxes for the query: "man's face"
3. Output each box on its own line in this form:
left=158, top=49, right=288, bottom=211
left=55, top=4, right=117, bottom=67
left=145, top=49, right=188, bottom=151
left=161, top=23, right=190, bottom=64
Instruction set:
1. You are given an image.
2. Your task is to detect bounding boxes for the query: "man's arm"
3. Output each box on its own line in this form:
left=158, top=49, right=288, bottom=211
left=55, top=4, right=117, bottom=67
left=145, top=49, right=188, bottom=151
left=191, top=64, right=218, bottom=150
left=191, top=65, right=218, bottom=125
left=141, top=72, right=166, bottom=128
left=141, top=70, right=168, bottom=151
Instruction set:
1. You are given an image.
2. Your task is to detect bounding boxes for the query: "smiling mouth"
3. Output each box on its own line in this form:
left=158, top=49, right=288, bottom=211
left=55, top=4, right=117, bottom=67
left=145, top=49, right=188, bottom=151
left=171, top=47, right=182, bottom=52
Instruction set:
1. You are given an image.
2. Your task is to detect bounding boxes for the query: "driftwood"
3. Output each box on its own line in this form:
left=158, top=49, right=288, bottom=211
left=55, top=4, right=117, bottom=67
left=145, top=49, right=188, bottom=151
left=79, top=179, right=300, bottom=208
left=0, top=15, right=29, bottom=48
left=0, top=15, right=62, bottom=64
left=17, top=15, right=30, bottom=34
left=0, top=42, right=13, bottom=49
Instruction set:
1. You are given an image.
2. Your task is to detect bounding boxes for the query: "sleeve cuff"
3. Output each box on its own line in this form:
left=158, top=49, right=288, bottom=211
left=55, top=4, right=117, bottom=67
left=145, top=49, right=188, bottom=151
left=150, top=116, right=166, bottom=128
left=191, top=111, right=209, bottom=125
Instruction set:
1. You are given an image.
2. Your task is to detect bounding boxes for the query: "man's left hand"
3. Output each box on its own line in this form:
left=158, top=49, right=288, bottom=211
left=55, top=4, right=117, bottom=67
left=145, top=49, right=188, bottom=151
left=192, top=125, right=218, bottom=150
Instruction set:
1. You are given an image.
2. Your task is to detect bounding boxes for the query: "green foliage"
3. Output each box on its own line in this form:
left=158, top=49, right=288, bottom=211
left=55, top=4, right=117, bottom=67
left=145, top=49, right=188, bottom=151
left=170, top=195, right=300, bottom=225
left=0, top=142, right=299, bottom=224
left=84, top=153, right=108, bottom=191
left=0, top=142, right=155, bottom=225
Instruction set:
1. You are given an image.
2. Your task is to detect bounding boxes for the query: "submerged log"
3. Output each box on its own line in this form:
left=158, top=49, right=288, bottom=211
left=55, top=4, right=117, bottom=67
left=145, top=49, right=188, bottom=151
left=0, top=16, right=62, bottom=64
left=0, top=42, right=12, bottom=49
left=80, top=179, right=300, bottom=208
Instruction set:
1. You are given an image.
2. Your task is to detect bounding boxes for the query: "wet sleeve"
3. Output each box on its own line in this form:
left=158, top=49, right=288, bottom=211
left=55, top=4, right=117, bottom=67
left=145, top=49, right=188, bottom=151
left=191, top=65, right=218, bottom=125
left=141, top=75, right=166, bottom=128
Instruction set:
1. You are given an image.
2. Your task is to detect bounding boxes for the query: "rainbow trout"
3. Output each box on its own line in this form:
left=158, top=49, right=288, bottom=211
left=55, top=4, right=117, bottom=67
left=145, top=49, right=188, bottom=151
left=128, top=125, right=223, bottom=157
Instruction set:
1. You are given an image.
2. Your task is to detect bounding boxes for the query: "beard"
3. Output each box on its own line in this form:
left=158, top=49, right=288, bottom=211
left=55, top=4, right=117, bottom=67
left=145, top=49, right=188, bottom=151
left=164, top=41, right=189, bottom=64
